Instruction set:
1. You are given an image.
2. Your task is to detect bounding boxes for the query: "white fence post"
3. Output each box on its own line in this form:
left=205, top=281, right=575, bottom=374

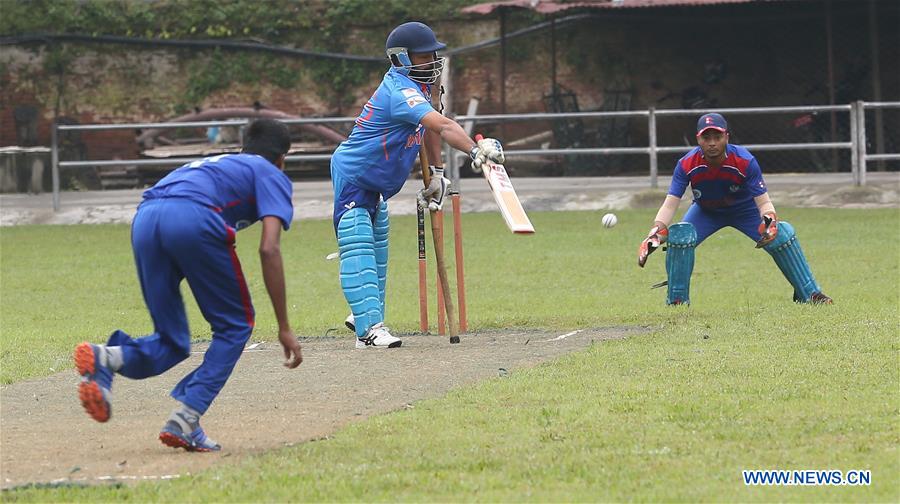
left=648, top=106, right=658, bottom=189
left=856, top=100, right=867, bottom=186
left=51, top=122, right=60, bottom=212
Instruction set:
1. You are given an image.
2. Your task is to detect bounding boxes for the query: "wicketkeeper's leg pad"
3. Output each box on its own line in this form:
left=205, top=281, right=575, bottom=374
left=337, top=208, right=381, bottom=338
left=762, top=221, right=822, bottom=302
left=373, top=200, right=389, bottom=315
left=666, top=222, right=697, bottom=305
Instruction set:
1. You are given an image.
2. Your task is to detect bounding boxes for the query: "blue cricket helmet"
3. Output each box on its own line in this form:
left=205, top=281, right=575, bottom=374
left=386, top=22, right=446, bottom=55
left=385, top=22, right=447, bottom=85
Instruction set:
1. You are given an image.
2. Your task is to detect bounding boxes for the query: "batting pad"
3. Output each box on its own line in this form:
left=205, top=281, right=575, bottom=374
left=762, top=221, right=822, bottom=302
left=338, top=208, right=381, bottom=338
left=373, top=200, right=389, bottom=315
left=666, top=222, right=698, bottom=305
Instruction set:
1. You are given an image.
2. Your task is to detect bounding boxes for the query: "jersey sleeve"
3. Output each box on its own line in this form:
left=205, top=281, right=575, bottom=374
left=744, top=157, right=768, bottom=197
left=667, top=160, right=690, bottom=198
left=255, top=169, right=294, bottom=230
left=391, top=87, right=435, bottom=126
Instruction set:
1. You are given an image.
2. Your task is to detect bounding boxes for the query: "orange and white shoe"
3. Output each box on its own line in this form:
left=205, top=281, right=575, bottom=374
left=74, top=342, right=114, bottom=423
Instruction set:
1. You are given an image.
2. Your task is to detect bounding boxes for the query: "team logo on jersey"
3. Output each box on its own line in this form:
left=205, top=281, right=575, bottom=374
left=729, top=184, right=741, bottom=193
left=344, top=201, right=356, bottom=210
left=401, top=88, right=427, bottom=108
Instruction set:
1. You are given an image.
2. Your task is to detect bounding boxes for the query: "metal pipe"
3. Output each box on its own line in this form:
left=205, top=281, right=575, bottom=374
left=454, top=104, right=852, bottom=123
left=51, top=122, right=60, bottom=212
left=58, top=117, right=357, bottom=131
left=850, top=101, right=859, bottom=184
left=648, top=107, right=658, bottom=188
left=857, top=100, right=867, bottom=186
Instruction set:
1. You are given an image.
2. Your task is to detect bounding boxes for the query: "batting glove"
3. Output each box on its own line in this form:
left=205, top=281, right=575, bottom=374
left=469, top=137, right=505, bottom=172
left=417, top=166, right=450, bottom=212
left=755, top=211, right=778, bottom=248
left=638, top=222, right=669, bottom=268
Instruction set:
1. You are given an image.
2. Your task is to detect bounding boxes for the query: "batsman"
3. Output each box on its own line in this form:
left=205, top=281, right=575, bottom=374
left=638, top=113, right=832, bottom=306
left=330, top=21, right=504, bottom=348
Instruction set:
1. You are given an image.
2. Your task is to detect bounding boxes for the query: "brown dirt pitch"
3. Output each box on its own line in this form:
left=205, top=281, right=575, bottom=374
left=1, top=327, right=642, bottom=489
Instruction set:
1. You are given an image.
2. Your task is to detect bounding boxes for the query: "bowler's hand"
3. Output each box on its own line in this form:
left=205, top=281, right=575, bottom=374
left=278, top=328, right=303, bottom=368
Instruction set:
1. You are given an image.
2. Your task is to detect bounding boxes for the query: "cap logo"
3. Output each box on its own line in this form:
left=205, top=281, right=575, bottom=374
left=705, top=116, right=714, bottom=124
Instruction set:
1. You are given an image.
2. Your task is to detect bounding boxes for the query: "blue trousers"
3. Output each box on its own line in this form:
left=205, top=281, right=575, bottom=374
left=109, top=198, right=254, bottom=415
left=683, top=202, right=761, bottom=244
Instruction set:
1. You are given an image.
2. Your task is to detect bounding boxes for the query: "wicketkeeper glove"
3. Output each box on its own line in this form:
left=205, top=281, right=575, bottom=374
left=755, top=211, right=778, bottom=248
left=417, top=166, right=450, bottom=212
left=638, top=222, right=669, bottom=268
left=469, top=137, right=505, bottom=172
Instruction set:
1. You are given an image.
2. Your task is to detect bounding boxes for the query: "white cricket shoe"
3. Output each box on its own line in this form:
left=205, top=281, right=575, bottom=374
left=345, top=313, right=355, bottom=332
left=356, top=323, right=402, bottom=349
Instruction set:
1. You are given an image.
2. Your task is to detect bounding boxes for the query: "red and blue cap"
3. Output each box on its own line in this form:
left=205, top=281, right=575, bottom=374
left=696, top=113, right=728, bottom=135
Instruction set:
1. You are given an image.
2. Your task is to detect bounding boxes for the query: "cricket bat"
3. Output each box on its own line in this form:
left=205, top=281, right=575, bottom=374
left=475, top=134, right=535, bottom=234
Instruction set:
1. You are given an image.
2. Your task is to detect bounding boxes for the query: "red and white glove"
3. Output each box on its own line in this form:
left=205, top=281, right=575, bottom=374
left=638, top=222, right=669, bottom=268
left=755, top=211, right=778, bottom=248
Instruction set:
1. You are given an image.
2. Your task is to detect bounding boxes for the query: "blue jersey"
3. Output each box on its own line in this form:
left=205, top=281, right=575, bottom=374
left=142, top=153, right=294, bottom=230
left=331, top=68, right=436, bottom=200
left=668, top=144, right=767, bottom=212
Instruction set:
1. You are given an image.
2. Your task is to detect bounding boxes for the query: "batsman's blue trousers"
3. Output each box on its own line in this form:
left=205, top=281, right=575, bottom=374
left=108, top=198, right=254, bottom=415
left=683, top=202, right=761, bottom=244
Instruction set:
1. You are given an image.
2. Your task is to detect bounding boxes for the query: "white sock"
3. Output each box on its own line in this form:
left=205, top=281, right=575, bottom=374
left=105, top=346, right=124, bottom=372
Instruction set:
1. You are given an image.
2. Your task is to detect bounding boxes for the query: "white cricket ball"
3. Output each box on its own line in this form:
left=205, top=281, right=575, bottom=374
left=601, top=213, right=618, bottom=228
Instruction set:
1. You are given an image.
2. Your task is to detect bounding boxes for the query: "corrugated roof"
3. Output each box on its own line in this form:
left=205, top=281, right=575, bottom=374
left=462, top=0, right=798, bottom=15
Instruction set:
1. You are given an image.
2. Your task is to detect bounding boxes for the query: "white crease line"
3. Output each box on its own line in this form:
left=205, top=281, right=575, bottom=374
left=192, top=342, right=265, bottom=355
left=545, top=330, right=582, bottom=342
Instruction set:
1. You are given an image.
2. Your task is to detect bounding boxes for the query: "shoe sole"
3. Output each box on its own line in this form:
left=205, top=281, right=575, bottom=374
left=74, top=343, right=110, bottom=423
left=159, top=431, right=219, bottom=452
left=345, top=320, right=355, bottom=332
left=74, top=342, right=96, bottom=376
left=355, top=341, right=402, bottom=349
left=78, top=380, right=110, bottom=422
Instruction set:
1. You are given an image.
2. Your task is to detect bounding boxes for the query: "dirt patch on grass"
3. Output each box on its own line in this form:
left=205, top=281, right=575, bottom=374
left=0, top=327, right=642, bottom=489
left=629, top=189, right=669, bottom=209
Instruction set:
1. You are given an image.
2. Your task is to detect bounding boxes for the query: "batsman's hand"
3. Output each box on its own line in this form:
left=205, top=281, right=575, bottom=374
left=638, top=222, right=669, bottom=268
left=755, top=211, right=778, bottom=248
left=417, top=166, right=450, bottom=211
left=278, top=327, right=303, bottom=369
left=469, top=137, right=505, bottom=172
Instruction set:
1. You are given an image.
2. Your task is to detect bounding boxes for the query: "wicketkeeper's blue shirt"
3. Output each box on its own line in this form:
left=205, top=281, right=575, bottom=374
left=668, top=144, right=767, bottom=212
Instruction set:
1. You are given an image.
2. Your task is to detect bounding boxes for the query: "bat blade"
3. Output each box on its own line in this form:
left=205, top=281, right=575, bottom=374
left=481, top=160, right=535, bottom=234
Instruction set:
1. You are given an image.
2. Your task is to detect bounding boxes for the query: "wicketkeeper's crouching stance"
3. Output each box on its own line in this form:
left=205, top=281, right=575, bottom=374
left=331, top=21, right=504, bottom=348
left=638, top=113, right=832, bottom=306
left=74, top=119, right=304, bottom=452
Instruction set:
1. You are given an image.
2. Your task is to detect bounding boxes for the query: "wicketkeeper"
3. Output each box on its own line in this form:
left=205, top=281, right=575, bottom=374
left=74, top=119, right=303, bottom=452
left=331, top=21, right=505, bottom=348
left=638, top=113, right=832, bottom=306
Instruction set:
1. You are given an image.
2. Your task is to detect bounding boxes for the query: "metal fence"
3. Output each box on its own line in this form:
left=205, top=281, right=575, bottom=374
left=49, top=101, right=898, bottom=211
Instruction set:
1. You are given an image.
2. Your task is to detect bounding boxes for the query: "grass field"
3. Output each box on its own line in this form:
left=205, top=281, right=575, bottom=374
left=1, top=208, right=898, bottom=501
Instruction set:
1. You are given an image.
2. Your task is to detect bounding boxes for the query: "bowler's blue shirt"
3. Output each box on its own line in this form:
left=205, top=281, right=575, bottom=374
left=143, top=153, right=294, bottom=230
